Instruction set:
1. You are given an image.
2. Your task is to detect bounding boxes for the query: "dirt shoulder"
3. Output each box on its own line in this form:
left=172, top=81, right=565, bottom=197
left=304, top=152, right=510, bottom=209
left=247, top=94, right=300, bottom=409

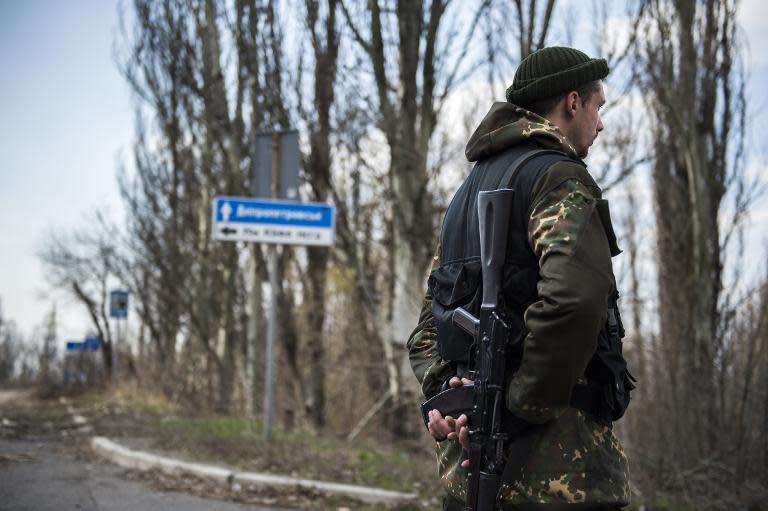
left=0, top=388, right=34, bottom=406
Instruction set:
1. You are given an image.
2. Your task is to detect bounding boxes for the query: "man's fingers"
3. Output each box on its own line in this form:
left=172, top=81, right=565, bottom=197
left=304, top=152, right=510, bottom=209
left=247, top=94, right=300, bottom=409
left=431, top=409, right=473, bottom=448
left=428, top=425, right=447, bottom=441
left=428, top=410, right=460, bottom=440
left=427, top=410, right=446, bottom=440
left=429, top=409, right=446, bottom=425
left=458, top=425, right=470, bottom=450
left=448, top=377, right=474, bottom=388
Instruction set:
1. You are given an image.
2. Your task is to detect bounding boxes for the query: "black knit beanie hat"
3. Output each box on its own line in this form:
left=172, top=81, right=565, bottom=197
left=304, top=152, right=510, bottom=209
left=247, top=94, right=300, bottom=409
left=506, top=46, right=609, bottom=107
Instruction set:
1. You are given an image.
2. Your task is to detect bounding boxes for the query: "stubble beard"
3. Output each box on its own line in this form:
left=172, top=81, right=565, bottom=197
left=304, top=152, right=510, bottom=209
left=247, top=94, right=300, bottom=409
left=579, top=133, right=598, bottom=158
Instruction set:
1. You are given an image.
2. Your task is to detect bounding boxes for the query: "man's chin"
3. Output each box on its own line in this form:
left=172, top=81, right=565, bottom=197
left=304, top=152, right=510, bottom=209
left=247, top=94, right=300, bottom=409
left=578, top=140, right=596, bottom=158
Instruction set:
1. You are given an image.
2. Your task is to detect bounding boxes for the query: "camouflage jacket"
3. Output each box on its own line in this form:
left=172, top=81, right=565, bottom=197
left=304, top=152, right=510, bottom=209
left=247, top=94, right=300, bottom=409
left=407, top=103, right=630, bottom=509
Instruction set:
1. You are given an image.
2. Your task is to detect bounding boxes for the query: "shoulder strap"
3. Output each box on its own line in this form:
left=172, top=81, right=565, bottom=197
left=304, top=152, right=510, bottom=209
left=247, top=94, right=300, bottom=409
left=499, top=149, right=574, bottom=189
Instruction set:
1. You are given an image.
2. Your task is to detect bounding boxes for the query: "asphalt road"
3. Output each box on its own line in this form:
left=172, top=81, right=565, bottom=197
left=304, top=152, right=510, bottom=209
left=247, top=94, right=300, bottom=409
left=0, top=390, right=287, bottom=511
left=0, top=438, right=290, bottom=511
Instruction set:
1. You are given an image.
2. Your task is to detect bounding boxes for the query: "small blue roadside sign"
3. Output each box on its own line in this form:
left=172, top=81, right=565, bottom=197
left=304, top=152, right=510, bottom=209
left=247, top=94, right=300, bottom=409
left=212, top=196, right=335, bottom=246
left=66, top=336, right=100, bottom=352
left=110, top=290, right=129, bottom=319
left=84, top=336, right=100, bottom=350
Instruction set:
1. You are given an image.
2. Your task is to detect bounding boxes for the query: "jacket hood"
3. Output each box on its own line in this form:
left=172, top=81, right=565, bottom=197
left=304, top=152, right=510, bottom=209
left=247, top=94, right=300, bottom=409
left=465, top=102, right=579, bottom=162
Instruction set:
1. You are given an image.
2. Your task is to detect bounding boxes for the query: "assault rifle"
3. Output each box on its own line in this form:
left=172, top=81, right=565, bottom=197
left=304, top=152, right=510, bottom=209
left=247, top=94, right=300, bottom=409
left=421, top=189, right=518, bottom=511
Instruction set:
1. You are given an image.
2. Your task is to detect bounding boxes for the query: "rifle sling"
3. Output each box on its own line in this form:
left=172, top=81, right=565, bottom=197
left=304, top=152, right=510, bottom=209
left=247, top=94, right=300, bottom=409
left=499, top=148, right=573, bottom=188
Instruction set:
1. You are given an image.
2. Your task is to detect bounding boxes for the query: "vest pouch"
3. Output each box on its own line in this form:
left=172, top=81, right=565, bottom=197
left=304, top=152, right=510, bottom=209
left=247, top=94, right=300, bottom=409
left=428, top=258, right=482, bottom=362
left=585, top=308, right=634, bottom=421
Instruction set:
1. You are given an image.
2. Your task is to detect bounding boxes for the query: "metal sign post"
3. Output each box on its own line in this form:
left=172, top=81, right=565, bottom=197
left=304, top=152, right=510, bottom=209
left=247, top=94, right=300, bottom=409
left=263, top=132, right=280, bottom=440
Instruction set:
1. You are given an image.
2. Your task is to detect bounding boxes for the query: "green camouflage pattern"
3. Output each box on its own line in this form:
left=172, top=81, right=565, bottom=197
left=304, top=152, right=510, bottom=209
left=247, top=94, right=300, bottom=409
left=407, top=104, right=630, bottom=508
left=495, top=407, right=629, bottom=507
left=528, top=179, right=597, bottom=263
left=464, top=103, right=579, bottom=162
left=407, top=245, right=455, bottom=400
left=433, top=412, right=630, bottom=507
left=414, top=288, right=630, bottom=507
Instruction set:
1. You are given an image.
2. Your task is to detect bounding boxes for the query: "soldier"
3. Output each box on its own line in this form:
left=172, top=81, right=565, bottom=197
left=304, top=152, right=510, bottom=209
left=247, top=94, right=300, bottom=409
left=407, top=47, right=633, bottom=510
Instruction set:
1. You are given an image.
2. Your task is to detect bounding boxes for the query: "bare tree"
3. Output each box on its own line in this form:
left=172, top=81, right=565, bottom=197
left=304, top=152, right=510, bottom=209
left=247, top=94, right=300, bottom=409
left=631, top=0, right=760, bottom=505
left=37, top=219, right=120, bottom=382
left=337, top=0, right=497, bottom=433
left=0, top=300, right=23, bottom=384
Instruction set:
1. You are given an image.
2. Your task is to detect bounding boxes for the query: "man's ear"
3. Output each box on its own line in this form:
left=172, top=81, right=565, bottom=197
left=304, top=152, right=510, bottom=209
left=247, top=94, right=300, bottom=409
left=565, top=90, right=580, bottom=118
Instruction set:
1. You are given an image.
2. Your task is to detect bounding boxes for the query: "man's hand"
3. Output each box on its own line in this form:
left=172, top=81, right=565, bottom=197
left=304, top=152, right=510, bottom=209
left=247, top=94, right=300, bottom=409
left=427, top=376, right=474, bottom=468
left=425, top=376, right=472, bottom=440
left=427, top=409, right=456, bottom=441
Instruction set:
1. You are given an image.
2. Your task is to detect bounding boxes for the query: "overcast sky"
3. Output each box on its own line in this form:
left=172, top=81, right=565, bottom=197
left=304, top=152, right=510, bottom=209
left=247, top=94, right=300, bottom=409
left=1, top=0, right=767, bottom=346
left=0, top=1, right=133, bottom=340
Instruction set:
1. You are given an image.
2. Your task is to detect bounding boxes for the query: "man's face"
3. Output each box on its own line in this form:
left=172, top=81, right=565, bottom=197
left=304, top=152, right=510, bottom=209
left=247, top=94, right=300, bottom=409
left=572, top=82, right=606, bottom=158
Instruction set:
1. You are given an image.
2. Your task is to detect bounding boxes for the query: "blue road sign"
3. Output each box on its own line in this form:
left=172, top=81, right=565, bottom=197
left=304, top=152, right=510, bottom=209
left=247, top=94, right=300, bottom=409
left=212, top=196, right=335, bottom=246
left=84, top=336, right=100, bottom=350
left=66, top=337, right=100, bottom=352
left=110, top=290, right=129, bottom=319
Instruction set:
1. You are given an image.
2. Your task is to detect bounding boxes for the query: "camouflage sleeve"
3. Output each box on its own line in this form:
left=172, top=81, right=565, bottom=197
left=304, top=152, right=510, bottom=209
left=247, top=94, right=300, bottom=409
left=407, top=246, right=454, bottom=399
left=505, top=166, right=613, bottom=424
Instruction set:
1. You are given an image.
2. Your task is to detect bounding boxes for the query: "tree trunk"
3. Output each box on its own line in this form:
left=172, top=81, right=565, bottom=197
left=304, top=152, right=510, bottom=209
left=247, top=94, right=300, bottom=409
left=301, top=0, right=339, bottom=430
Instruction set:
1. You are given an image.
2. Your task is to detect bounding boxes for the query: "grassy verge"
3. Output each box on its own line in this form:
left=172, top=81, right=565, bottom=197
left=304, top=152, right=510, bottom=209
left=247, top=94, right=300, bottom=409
left=150, top=416, right=437, bottom=495
left=70, top=385, right=181, bottom=417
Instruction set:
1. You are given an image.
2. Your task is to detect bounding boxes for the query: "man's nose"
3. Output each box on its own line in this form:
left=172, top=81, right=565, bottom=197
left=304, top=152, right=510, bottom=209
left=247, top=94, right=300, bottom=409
left=597, top=116, right=604, bottom=133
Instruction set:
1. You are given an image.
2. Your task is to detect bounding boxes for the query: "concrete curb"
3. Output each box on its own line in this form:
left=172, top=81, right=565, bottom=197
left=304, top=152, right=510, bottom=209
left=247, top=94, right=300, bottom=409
left=90, top=436, right=418, bottom=505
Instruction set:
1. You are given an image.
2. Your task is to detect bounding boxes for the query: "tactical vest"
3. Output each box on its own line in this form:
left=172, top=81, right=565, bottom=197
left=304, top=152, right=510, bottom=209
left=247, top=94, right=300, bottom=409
left=429, top=143, right=634, bottom=424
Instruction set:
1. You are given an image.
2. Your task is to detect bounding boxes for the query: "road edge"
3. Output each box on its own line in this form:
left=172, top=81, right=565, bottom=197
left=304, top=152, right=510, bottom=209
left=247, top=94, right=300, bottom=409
left=90, top=436, right=418, bottom=505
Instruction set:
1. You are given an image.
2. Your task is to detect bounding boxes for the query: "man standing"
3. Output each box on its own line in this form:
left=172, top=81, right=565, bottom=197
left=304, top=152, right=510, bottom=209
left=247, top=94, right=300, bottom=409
left=407, top=47, right=632, bottom=510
